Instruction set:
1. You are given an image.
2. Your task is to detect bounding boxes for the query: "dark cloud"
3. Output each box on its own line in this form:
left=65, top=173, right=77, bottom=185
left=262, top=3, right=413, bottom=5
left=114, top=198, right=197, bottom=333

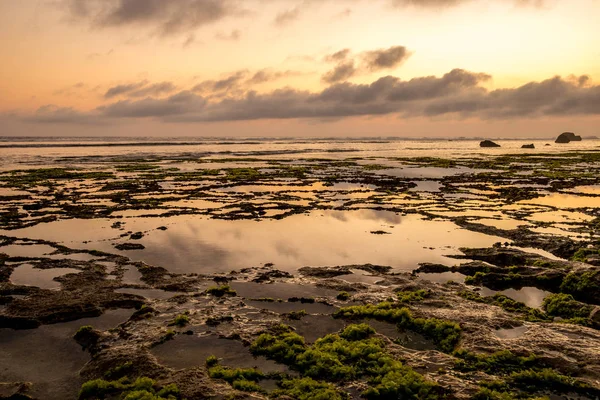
left=191, top=71, right=249, bottom=95
left=25, top=72, right=600, bottom=125
left=63, top=0, right=239, bottom=36
left=104, top=81, right=148, bottom=98
left=104, top=81, right=177, bottom=98
left=99, top=91, right=206, bottom=118
left=322, top=61, right=357, bottom=84
left=363, top=46, right=411, bottom=71
left=129, top=82, right=178, bottom=97
left=324, top=49, right=351, bottom=63
left=191, top=69, right=307, bottom=95
left=248, top=69, right=304, bottom=84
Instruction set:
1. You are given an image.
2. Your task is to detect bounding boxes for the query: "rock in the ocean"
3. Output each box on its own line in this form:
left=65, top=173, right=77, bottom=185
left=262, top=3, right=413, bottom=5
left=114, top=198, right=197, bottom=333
left=555, top=132, right=582, bottom=143
left=521, top=144, right=535, bottom=149
left=480, top=140, right=501, bottom=148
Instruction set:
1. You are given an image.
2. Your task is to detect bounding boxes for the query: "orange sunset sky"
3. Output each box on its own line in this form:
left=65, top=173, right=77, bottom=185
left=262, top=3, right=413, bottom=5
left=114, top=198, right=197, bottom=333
left=0, top=0, right=599, bottom=137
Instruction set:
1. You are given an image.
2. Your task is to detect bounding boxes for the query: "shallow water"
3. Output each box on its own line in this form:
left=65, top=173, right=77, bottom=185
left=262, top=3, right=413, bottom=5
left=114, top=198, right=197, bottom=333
left=115, top=287, right=182, bottom=300
left=495, top=325, right=528, bottom=339
left=480, top=286, right=550, bottom=309
left=151, top=334, right=286, bottom=373
left=0, top=309, right=132, bottom=400
left=0, top=244, right=56, bottom=258
left=3, top=210, right=505, bottom=274
left=522, top=193, right=600, bottom=209
left=10, top=264, right=81, bottom=289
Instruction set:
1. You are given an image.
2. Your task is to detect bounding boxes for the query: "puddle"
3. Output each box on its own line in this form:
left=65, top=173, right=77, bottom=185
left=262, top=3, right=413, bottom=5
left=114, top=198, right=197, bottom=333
left=0, top=244, right=56, bottom=258
left=115, top=287, right=181, bottom=300
left=495, top=325, right=528, bottom=339
left=231, top=282, right=337, bottom=300
left=151, top=334, right=286, bottom=373
left=287, top=315, right=346, bottom=343
left=121, top=265, right=143, bottom=284
left=10, top=264, right=81, bottom=289
left=0, top=309, right=132, bottom=400
left=376, top=166, right=483, bottom=179
left=522, top=193, right=600, bottom=209
left=42, top=210, right=503, bottom=275
left=409, top=181, right=442, bottom=192
left=418, top=271, right=465, bottom=284
left=0, top=188, right=31, bottom=197
left=480, top=287, right=550, bottom=308
left=47, top=253, right=98, bottom=262
left=527, top=211, right=594, bottom=223
left=337, top=270, right=383, bottom=284
left=246, top=300, right=334, bottom=315
left=365, top=320, right=435, bottom=350
left=570, top=185, right=600, bottom=195
left=163, top=199, right=224, bottom=209
left=474, top=218, right=529, bottom=230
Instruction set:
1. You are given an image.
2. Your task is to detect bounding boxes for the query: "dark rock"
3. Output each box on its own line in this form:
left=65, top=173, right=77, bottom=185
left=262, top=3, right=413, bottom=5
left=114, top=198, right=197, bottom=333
left=521, top=144, right=535, bottom=149
left=480, top=140, right=501, bottom=148
left=590, top=307, right=600, bottom=329
left=252, top=269, right=293, bottom=283
left=0, top=383, right=34, bottom=400
left=299, top=266, right=351, bottom=278
left=555, top=132, right=582, bottom=143
left=114, top=243, right=145, bottom=251
left=129, top=232, right=144, bottom=240
left=73, top=326, right=103, bottom=352
left=415, top=263, right=451, bottom=273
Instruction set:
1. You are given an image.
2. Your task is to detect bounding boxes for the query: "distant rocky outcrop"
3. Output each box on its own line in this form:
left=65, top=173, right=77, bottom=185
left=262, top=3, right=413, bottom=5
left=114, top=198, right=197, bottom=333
left=555, top=132, right=582, bottom=143
left=521, top=144, right=535, bottom=149
left=480, top=140, right=500, bottom=148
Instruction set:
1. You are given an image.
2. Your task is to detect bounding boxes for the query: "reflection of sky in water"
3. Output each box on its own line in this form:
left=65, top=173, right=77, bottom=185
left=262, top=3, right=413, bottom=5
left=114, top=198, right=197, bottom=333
left=10, top=264, right=80, bottom=289
left=2, top=210, right=504, bottom=274
left=0, top=244, right=55, bottom=258
left=495, top=325, right=528, bottom=339
left=0, top=309, right=131, bottom=400
left=521, top=193, right=600, bottom=208
left=110, top=210, right=501, bottom=274
left=480, top=286, right=550, bottom=308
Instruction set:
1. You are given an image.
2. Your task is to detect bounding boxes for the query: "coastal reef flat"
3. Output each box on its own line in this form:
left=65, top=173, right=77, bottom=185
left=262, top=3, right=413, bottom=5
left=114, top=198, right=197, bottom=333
left=1, top=139, right=600, bottom=399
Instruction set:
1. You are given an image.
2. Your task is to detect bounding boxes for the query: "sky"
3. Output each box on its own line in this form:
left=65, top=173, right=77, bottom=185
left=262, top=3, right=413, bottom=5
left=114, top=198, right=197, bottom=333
left=0, top=0, right=599, bottom=138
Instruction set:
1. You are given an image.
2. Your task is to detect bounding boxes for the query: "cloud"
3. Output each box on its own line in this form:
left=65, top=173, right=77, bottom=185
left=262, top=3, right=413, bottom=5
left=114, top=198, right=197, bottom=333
left=324, top=48, right=351, bottom=63
left=273, top=6, right=302, bottom=26
left=322, top=61, right=357, bottom=83
left=321, top=46, right=411, bottom=83
left=63, top=0, right=240, bottom=36
left=363, top=46, right=411, bottom=71
left=248, top=69, right=305, bottom=84
left=26, top=105, right=103, bottom=125
left=24, top=71, right=600, bottom=125
left=191, top=69, right=308, bottom=96
left=99, top=91, right=207, bottom=118
left=104, top=81, right=148, bottom=98
left=191, top=71, right=249, bottom=96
